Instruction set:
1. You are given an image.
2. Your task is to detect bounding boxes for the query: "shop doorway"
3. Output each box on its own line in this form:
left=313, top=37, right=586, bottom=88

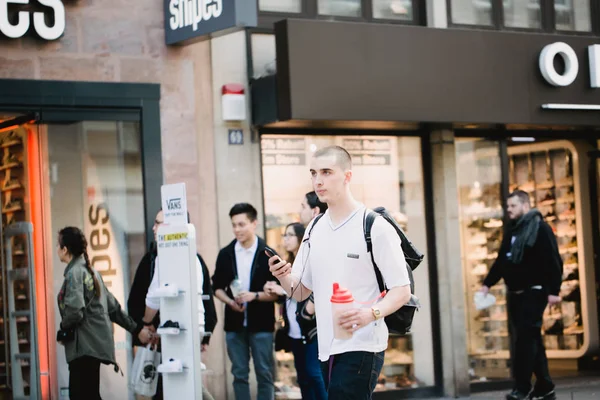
left=0, top=113, right=147, bottom=400
left=455, top=134, right=600, bottom=390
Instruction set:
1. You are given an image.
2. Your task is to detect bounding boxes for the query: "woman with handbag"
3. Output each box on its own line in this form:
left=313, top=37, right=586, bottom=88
left=264, top=223, right=327, bottom=400
left=56, top=226, right=153, bottom=400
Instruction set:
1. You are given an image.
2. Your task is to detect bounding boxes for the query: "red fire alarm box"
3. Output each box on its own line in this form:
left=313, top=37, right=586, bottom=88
left=222, top=84, right=246, bottom=121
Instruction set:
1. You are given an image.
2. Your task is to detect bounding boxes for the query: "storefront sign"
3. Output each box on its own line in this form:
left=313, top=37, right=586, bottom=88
left=0, top=0, right=65, bottom=40
left=539, top=42, right=600, bottom=89
left=268, top=20, right=600, bottom=126
left=261, top=137, right=305, bottom=151
left=343, top=139, right=391, bottom=151
left=164, top=0, right=256, bottom=45
left=161, top=183, right=188, bottom=225
left=262, top=153, right=306, bottom=166
left=84, top=158, right=130, bottom=399
left=351, top=153, right=391, bottom=166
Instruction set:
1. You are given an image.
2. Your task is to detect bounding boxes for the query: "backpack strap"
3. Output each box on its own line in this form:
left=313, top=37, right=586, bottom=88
left=303, top=213, right=325, bottom=244
left=363, top=210, right=386, bottom=293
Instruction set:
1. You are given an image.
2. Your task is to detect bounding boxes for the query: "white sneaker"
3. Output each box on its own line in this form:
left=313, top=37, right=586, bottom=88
left=157, top=359, right=183, bottom=373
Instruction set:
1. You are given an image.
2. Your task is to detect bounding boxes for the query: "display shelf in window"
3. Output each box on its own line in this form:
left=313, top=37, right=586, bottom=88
left=508, top=140, right=598, bottom=359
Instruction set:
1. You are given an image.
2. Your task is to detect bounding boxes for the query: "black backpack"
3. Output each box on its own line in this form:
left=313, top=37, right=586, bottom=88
left=308, top=207, right=424, bottom=335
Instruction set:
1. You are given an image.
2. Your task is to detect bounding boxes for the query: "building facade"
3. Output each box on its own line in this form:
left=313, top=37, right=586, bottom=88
left=0, top=0, right=599, bottom=399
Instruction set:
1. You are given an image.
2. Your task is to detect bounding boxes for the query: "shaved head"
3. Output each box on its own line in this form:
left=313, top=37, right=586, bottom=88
left=313, top=146, right=352, bottom=171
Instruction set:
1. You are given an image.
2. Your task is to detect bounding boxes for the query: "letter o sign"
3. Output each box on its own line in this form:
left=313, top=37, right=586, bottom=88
left=539, top=42, right=579, bottom=87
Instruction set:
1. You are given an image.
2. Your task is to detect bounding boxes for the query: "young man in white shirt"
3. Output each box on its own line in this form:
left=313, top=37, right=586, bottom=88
left=269, top=145, right=412, bottom=399
left=212, top=203, right=279, bottom=400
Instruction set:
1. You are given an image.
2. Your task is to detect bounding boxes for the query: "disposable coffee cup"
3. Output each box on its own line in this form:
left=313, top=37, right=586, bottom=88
left=331, top=283, right=354, bottom=340
left=230, top=279, right=243, bottom=298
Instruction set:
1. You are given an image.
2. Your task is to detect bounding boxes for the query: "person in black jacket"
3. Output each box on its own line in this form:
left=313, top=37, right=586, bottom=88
left=127, top=209, right=217, bottom=399
left=480, top=190, right=562, bottom=400
left=212, top=203, right=278, bottom=400
left=264, top=222, right=326, bottom=400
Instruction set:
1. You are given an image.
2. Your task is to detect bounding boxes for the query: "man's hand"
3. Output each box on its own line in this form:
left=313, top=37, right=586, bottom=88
left=228, top=299, right=245, bottom=313
left=267, top=254, right=291, bottom=279
left=548, top=295, right=561, bottom=305
left=339, top=308, right=375, bottom=333
left=264, top=281, right=286, bottom=296
left=480, top=285, right=490, bottom=296
left=236, top=291, right=256, bottom=304
left=138, top=327, right=153, bottom=344
left=305, top=300, right=315, bottom=316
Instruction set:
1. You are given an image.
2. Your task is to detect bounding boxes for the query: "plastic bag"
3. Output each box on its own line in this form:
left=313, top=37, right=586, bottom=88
left=474, top=292, right=496, bottom=310
left=130, top=345, right=161, bottom=397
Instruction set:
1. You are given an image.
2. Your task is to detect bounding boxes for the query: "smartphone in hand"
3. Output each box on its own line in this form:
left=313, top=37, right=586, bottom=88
left=265, top=246, right=284, bottom=264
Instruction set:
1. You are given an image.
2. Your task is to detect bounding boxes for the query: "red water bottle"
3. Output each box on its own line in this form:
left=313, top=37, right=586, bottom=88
left=330, top=283, right=354, bottom=340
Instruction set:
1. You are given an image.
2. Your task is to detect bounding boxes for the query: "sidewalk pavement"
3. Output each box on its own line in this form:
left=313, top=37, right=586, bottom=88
left=420, top=377, right=600, bottom=399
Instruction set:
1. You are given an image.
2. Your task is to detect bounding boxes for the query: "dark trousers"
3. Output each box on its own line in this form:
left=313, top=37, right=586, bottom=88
left=69, top=356, right=101, bottom=400
left=508, top=289, right=554, bottom=394
left=320, top=351, right=384, bottom=400
left=291, top=338, right=327, bottom=400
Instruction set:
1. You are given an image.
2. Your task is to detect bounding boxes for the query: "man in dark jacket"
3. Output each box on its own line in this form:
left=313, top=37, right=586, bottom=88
left=480, top=190, right=562, bottom=400
left=127, top=210, right=218, bottom=399
left=212, top=203, right=278, bottom=400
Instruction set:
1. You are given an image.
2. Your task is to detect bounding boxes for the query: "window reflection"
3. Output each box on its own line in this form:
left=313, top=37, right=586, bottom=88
left=373, top=0, right=413, bottom=20
left=259, top=0, right=302, bottom=13
left=504, top=0, right=541, bottom=29
left=318, top=0, right=362, bottom=17
left=450, top=0, right=493, bottom=25
left=555, top=0, right=591, bottom=31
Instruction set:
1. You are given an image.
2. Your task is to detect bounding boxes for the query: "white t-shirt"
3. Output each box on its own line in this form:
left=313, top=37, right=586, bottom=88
left=286, top=298, right=302, bottom=339
left=234, top=237, right=258, bottom=327
left=145, top=255, right=205, bottom=331
left=291, top=205, right=410, bottom=362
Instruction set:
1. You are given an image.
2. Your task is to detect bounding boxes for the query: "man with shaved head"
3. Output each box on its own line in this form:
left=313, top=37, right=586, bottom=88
left=480, top=190, right=562, bottom=400
left=267, top=145, right=412, bottom=399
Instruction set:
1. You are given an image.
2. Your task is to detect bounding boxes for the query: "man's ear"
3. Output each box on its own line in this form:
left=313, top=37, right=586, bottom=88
left=344, top=169, right=353, bottom=184
left=312, top=207, right=321, bottom=217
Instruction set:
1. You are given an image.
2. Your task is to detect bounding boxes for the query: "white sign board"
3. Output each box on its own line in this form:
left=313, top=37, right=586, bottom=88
left=153, top=183, right=203, bottom=399
left=161, top=183, right=188, bottom=225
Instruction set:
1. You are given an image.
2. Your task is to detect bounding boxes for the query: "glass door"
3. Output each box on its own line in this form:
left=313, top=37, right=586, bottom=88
left=0, top=114, right=147, bottom=400
left=39, top=120, right=146, bottom=400
left=455, top=138, right=510, bottom=383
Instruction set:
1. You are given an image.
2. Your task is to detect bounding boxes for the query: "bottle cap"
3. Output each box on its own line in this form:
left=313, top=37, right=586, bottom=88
left=330, top=283, right=354, bottom=304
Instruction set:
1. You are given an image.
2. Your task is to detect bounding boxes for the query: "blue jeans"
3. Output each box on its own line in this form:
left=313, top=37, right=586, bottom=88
left=320, top=351, right=385, bottom=400
left=291, top=339, right=327, bottom=400
left=226, top=331, right=274, bottom=400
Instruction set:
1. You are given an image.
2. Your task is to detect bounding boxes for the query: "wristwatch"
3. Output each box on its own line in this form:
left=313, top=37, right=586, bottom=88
left=142, top=319, right=154, bottom=327
left=255, top=292, right=260, bottom=300
left=371, top=307, right=382, bottom=321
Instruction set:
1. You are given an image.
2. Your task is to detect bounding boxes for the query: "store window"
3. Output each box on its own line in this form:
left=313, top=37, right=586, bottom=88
left=555, top=0, right=591, bottom=32
left=456, top=139, right=510, bottom=383
left=44, top=121, right=146, bottom=398
left=449, top=0, right=595, bottom=32
left=449, top=0, right=493, bottom=26
left=261, top=134, right=435, bottom=395
left=504, top=0, right=541, bottom=29
left=373, top=0, right=413, bottom=20
left=508, top=143, right=585, bottom=354
left=457, top=138, right=591, bottom=384
left=318, top=0, right=362, bottom=17
left=259, top=0, right=302, bottom=13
